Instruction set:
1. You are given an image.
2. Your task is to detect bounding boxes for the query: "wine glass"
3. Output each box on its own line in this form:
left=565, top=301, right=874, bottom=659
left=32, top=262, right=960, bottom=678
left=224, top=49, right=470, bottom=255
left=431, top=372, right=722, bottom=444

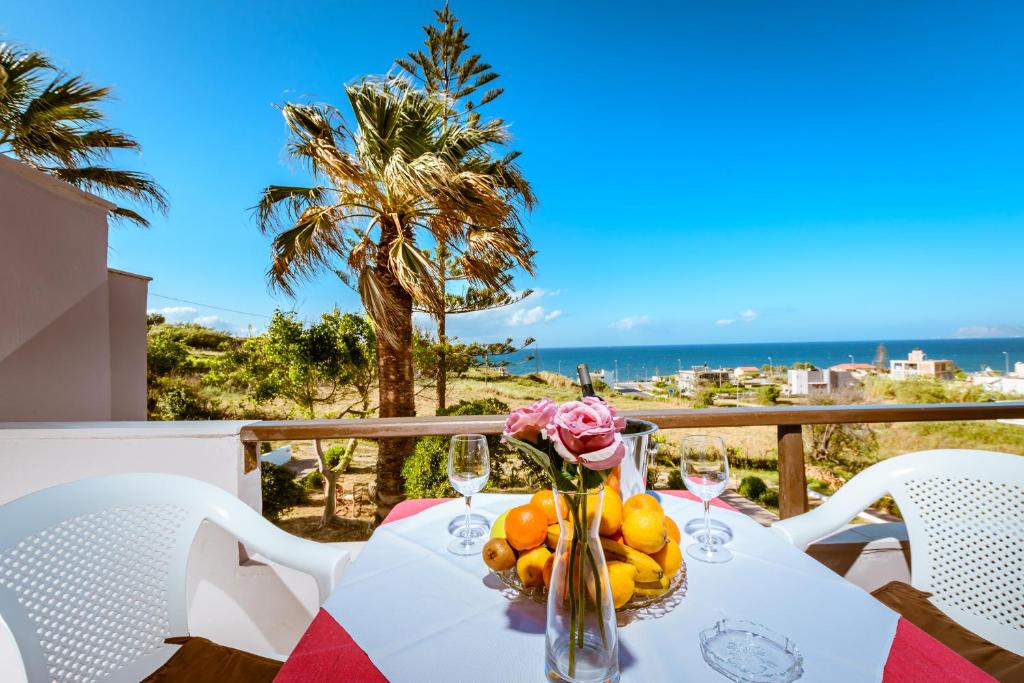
left=681, top=435, right=732, bottom=563
left=447, top=434, right=490, bottom=555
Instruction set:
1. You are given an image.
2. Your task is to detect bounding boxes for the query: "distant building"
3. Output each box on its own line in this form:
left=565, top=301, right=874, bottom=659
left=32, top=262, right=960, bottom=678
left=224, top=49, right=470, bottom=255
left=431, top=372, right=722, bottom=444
left=829, top=363, right=877, bottom=373
left=1013, top=362, right=1024, bottom=378
left=0, top=156, right=150, bottom=421
left=678, top=365, right=732, bottom=394
left=890, top=349, right=955, bottom=381
left=733, top=366, right=760, bottom=378
left=786, top=368, right=858, bottom=396
left=970, top=374, right=1024, bottom=396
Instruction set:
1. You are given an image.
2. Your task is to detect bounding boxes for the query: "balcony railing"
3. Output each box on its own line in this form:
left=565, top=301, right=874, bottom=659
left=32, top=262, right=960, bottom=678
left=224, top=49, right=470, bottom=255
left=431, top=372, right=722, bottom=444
left=239, top=401, right=1024, bottom=519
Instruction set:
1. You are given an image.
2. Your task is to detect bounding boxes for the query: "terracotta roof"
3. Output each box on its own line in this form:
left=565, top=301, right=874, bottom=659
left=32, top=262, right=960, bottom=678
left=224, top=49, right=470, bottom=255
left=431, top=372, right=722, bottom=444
left=829, top=363, right=876, bottom=371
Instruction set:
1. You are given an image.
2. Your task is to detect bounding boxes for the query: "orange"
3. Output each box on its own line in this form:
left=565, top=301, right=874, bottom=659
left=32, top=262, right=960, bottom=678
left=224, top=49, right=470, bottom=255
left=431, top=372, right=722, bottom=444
left=650, top=539, right=683, bottom=578
left=530, top=490, right=568, bottom=525
left=546, top=522, right=573, bottom=550
left=542, top=553, right=555, bottom=588
left=505, top=503, right=549, bottom=551
left=605, top=470, right=621, bottom=496
left=599, top=488, right=623, bottom=537
left=517, top=546, right=551, bottom=588
left=664, top=516, right=681, bottom=545
left=623, top=493, right=662, bottom=517
left=621, top=508, right=667, bottom=554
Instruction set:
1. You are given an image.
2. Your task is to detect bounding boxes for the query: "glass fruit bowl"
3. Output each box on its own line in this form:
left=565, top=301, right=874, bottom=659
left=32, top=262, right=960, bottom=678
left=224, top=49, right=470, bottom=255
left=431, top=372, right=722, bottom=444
left=490, top=560, right=687, bottom=617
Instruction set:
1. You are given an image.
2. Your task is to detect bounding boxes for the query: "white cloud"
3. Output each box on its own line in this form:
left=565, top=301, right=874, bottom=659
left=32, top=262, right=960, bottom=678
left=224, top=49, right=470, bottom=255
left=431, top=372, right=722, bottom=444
left=715, top=309, right=757, bottom=326
left=149, top=306, right=198, bottom=322
left=611, top=315, right=651, bottom=330
left=509, top=306, right=562, bottom=326
left=148, top=306, right=252, bottom=335
left=440, top=286, right=565, bottom=339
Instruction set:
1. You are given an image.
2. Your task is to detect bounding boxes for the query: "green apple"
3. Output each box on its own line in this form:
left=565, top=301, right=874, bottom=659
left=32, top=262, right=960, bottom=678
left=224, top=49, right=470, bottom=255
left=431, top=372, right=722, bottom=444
left=490, top=509, right=509, bottom=539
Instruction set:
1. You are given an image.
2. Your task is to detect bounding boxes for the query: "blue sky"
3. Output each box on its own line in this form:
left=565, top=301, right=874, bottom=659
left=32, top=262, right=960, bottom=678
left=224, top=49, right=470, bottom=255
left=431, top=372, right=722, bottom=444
left=4, top=1, right=1023, bottom=346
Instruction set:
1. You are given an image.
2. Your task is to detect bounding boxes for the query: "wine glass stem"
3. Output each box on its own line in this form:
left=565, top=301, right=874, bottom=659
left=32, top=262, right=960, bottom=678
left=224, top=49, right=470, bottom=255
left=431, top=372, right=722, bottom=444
left=463, top=495, right=473, bottom=543
left=702, top=500, right=713, bottom=552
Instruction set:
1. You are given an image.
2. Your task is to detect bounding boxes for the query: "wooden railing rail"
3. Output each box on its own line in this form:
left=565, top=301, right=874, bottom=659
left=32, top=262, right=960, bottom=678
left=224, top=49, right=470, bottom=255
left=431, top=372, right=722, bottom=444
left=240, top=401, right=1024, bottom=519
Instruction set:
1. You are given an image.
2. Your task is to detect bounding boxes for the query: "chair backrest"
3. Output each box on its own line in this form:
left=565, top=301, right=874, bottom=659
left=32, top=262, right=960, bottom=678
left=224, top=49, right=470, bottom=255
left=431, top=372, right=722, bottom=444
left=0, top=474, right=260, bottom=682
left=774, top=449, right=1024, bottom=655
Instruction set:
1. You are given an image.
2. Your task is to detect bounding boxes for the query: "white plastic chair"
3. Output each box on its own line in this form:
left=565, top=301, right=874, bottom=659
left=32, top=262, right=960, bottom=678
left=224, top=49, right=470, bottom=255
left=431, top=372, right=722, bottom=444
left=0, top=473, right=350, bottom=683
left=771, top=449, right=1024, bottom=655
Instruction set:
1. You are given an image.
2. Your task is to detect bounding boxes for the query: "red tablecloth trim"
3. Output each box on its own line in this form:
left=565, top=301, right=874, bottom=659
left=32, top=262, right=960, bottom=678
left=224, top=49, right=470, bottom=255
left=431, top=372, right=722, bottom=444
left=883, top=618, right=996, bottom=682
left=276, top=493, right=993, bottom=682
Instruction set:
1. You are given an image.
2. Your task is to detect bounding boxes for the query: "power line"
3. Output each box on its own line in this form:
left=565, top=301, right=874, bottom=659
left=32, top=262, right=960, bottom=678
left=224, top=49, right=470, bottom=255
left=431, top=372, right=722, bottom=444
left=148, top=293, right=273, bottom=319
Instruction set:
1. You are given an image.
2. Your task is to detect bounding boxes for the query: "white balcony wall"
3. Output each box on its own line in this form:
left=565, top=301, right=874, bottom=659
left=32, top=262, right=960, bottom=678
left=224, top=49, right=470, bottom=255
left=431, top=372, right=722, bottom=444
left=0, top=421, right=320, bottom=661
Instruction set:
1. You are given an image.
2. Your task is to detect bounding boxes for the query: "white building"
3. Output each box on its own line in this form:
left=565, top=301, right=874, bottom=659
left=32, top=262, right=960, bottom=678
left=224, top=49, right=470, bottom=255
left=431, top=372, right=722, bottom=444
left=787, top=368, right=859, bottom=396
left=890, top=348, right=955, bottom=381
left=970, top=374, right=1024, bottom=396
left=677, top=365, right=732, bottom=394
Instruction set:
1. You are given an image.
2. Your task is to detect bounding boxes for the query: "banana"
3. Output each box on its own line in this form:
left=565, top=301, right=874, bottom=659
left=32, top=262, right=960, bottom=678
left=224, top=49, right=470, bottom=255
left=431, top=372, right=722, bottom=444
left=599, top=538, right=663, bottom=583
left=634, top=577, right=671, bottom=597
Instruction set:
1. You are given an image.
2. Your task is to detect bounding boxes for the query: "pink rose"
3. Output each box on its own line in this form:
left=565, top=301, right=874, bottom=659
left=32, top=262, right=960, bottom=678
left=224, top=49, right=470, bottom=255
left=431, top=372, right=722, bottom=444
left=503, top=398, right=557, bottom=443
left=545, top=397, right=627, bottom=470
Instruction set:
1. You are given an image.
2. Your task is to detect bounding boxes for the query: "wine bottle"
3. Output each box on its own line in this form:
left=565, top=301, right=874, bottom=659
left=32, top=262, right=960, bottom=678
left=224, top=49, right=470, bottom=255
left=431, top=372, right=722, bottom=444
left=577, top=363, right=604, bottom=401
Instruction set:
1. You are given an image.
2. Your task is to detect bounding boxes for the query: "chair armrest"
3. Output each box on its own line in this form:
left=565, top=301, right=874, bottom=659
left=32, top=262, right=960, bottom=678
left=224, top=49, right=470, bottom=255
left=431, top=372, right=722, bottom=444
left=771, top=466, right=891, bottom=549
left=204, top=496, right=350, bottom=603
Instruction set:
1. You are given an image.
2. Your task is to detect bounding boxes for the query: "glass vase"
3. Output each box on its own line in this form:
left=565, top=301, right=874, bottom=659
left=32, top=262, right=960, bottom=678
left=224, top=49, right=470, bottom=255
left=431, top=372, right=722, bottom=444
left=545, top=486, right=619, bottom=683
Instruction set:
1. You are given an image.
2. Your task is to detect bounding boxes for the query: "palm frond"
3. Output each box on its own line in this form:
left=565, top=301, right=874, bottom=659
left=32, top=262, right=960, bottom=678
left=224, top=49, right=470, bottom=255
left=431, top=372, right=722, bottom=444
left=357, top=267, right=405, bottom=348
left=267, top=204, right=345, bottom=295
left=47, top=166, right=168, bottom=213
left=388, top=235, right=443, bottom=312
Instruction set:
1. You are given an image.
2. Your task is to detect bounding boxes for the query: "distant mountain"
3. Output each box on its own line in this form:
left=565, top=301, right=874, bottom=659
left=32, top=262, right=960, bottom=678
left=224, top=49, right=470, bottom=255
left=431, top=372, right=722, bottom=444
left=953, top=325, right=1024, bottom=339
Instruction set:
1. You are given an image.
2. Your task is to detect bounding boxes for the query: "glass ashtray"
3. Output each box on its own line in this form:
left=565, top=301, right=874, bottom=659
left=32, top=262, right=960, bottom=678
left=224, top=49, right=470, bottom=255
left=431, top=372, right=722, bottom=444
left=699, top=619, right=803, bottom=683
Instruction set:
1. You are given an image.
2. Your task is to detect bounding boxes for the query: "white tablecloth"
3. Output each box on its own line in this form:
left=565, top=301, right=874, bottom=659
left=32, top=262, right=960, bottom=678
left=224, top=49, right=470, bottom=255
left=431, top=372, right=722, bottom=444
left=322, top=493, right=899, bottom=682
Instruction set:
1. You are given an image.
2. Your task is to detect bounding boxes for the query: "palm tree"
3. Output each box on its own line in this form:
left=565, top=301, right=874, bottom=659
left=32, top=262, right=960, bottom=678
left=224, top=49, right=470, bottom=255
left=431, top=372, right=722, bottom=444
left=0, top=43, right=166, bottom=226
left=257, top=77, right=535, bottom=519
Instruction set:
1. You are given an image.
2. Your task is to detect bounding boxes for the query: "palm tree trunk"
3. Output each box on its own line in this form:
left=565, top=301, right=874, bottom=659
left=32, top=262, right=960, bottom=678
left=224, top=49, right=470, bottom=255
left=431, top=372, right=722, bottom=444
left=374, top=218, right=417, bottom=522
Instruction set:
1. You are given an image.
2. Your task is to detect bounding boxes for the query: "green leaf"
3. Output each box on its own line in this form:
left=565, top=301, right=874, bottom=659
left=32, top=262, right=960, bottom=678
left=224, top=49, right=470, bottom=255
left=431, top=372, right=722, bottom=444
left=505, top=436, right=574, bottom=490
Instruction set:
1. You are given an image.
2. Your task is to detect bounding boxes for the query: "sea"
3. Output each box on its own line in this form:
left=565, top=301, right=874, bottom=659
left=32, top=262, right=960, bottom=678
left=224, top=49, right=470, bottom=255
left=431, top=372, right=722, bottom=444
left=502, top=338, right=1024, bottom=381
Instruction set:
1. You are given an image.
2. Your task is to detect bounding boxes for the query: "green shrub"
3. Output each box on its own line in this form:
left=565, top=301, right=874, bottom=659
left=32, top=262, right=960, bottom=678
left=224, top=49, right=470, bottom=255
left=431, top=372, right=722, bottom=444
left=403, top=436, right=458, bottom=498
left=323, top=443, right=353, bottom=472
left=301, top=469, right=323, bottom=491
left=738, top=476, right=768, bottom=501
left=152, top=379, right=224, bottom=420
left=261, top=462, right=306, bottom=521
left=666, top=468, right=684, bottom=489
left=150, top=322, right=235, bottom=351
left=755, top=385, right=781, bottom=405
left=693, top=387, right=717, bottom=408
left=403, top=398, right=512, bottom=498
left=759, top=489, right=779, bottom=508
left=876, top=495, right=901, bottom=517
left=147, top=332, right=191, bottom=376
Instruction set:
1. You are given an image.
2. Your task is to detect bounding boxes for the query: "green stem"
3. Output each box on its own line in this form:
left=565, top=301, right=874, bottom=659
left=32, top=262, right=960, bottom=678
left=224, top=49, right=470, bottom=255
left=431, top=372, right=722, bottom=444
left=576, top=481, right=586, bottom=651
left=584, top=542, right=609, bottom=648
left=566, top=501, right=578, bottom=677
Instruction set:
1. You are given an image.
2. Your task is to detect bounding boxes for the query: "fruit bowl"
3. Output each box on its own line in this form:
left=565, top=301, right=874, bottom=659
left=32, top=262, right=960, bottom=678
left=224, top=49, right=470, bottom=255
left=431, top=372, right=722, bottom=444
left=489, top=559, right=687, bottom=618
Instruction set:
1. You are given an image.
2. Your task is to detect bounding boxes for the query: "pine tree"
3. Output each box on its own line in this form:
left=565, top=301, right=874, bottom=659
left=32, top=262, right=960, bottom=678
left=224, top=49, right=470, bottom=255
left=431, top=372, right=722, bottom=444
left=397, top=4, right=536, bottom=409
